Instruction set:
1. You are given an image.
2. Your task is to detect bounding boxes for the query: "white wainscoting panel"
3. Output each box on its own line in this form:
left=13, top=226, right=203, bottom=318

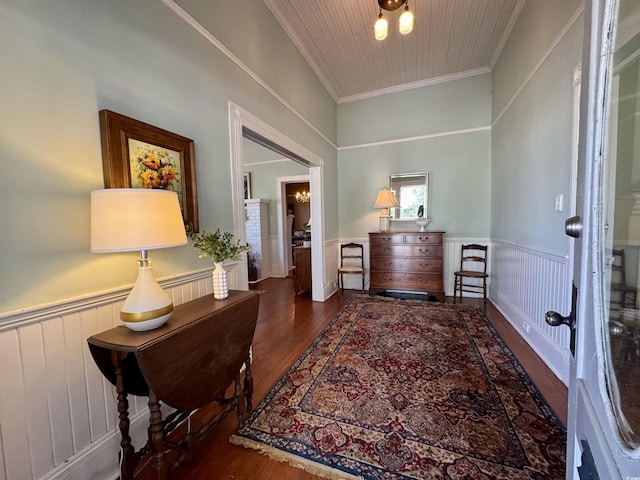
left=490, top=240, right=572, bottom=384
left=323, top=239, right=340, bottom=298
left=269, top=235, right=282, bottom=278
left=0, top=270, right=213, bottom=480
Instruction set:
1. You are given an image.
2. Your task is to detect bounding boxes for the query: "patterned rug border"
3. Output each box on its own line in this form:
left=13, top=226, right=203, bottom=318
left=231, top=295, right=566, bottom=478
left=230, top=436, right=362, bottom=480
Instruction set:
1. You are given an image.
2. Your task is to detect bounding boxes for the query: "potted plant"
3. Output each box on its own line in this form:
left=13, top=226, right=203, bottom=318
left=190, top=229, right=250, bottom=299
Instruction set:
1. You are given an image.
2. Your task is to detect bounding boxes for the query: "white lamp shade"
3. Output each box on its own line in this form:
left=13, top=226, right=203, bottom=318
left=91, top=189, right=187, bottom=253
left=374, top=187, right=399, bottom=233
left=373, top=188, right=400, bottom=209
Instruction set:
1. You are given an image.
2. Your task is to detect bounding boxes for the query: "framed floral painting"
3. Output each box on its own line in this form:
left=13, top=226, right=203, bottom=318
left=98, top=110, right=199, bottom=232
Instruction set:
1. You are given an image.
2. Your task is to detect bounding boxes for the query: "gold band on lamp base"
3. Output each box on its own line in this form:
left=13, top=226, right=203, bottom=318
left=121, top=304, right=174, bottom=323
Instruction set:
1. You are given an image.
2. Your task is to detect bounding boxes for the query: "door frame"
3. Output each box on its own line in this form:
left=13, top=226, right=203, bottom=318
left=228, top=101, right=326, bottom=301
left=276, top=174, right=310, bottom=277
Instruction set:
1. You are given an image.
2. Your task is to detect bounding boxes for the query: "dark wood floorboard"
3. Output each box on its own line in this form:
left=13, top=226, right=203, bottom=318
left=139, top=277, right=567, bottom=480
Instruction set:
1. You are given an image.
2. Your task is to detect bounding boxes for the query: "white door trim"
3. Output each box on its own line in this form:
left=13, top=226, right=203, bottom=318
left=228, top=101, right=326, bottom=301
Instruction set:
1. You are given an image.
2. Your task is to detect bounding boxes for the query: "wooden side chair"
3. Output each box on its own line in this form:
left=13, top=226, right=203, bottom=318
left=338, top=243, right=365, bottom=292
left=453, top=244, right=489, bottom=303
left=610, top=248, right=637, bottom=310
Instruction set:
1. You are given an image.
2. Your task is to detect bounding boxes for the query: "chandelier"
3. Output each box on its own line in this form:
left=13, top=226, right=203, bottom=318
left=374, top=0, right=414, bottom=41
left=295, top=191, right=311, bottom=203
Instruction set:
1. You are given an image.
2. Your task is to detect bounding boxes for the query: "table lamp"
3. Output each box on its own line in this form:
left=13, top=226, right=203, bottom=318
left=91, top=189, right=188, bottom=331
left=373, top=187, right=400, bottom=232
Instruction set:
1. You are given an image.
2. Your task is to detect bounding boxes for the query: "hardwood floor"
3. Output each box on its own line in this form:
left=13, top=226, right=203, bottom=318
left=141, top=278, right=567, bottom=480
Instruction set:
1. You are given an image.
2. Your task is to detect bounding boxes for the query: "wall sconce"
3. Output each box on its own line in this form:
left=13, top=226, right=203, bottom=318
left=373, top=187, right=400, bottom=232
left=90, top=189, right=187, bottom=331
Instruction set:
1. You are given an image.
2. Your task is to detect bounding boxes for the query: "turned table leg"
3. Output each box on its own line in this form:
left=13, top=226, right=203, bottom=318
left=243, top=355, right=254, bottom=417
left=114, top=354, right=138, bottom=480
left=148, top=389, right=168, bottom=480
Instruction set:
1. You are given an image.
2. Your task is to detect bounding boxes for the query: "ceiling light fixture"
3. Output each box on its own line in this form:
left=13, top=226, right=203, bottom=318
left=374, top=0, right=413, bottom=41
left=296, top=190, right=311, bottom=203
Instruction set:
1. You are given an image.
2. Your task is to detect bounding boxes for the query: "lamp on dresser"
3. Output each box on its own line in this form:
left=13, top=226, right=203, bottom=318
left=90, top=188, right=188, bottom=331
left=373, top=187, right=400, bottom=233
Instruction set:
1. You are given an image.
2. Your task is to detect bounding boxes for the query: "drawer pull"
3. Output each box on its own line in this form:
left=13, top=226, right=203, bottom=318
left=419, top=248, right=430, bottom=254
left=384, top=247, right=392, bottom=252
left=419, top=263, right=429, bottom=268
left=382, top=237, right=392, bottom=242
left=418, top=236, right=429, bottom=241
left=384, top=262, right=392, bottom=266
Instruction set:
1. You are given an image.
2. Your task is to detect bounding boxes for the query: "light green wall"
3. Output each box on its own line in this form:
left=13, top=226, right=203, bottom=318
left=491, top=0, right=583, bottom=117
left=338, top=74, right=491, bottom=146
left=491, top=2, right=583, bottom=253
left=337, top=74, right=492, bottom=238
left=338, top=131, right=491, bottom=237
left=0, top=0, right=589, bottom=311
left=176, top=0, right=336, bottom=138
left=0, top=0, right=336, bottom=311
left=243, top=138, right=309, bottom=234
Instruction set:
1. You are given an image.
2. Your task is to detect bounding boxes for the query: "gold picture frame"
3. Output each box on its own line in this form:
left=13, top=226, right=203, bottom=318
left=99, top=109, right=199, bottom=232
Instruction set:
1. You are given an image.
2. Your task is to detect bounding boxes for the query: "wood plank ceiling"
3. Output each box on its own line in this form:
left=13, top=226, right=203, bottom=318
left=264, top=0, right=525, bottom=102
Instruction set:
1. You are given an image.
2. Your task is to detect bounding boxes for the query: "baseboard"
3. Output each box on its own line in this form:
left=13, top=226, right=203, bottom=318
left=493, top=298, right=571, bottom=385
left=37, top=408, right=150, bottom=480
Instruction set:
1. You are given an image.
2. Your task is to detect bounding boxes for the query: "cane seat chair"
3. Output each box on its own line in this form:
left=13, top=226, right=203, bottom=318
left=338, top=243, right=365, bottom=292
left=453, top=244, right=488, bottom=303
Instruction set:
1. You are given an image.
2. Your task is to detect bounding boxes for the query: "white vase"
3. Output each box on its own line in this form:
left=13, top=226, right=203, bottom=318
left=212, top=262, right=229, bottom=299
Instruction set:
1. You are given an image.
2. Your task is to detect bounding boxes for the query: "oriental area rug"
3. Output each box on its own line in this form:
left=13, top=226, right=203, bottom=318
left=231, top=296, right=566, bottom=479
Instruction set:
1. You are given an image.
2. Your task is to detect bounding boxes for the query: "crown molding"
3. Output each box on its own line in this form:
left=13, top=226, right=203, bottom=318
left=338, top=126, right=491, bottom=151
left=337, top=68, right=491, bottom=104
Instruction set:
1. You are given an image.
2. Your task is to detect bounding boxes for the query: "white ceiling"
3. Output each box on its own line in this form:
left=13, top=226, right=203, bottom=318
left=264, top=0, right=525, bottom=103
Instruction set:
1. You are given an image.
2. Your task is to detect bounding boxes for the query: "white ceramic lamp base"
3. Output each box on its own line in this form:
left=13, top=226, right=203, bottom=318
left=120, top=262, right=173, bottom=331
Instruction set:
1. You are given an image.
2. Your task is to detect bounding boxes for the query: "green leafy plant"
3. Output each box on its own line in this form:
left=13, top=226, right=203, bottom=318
left=189, top=229, right=250, bottom=263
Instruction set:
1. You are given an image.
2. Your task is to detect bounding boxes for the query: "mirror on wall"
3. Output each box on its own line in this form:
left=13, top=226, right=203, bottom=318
left=389, top=172, right=429, bottom=220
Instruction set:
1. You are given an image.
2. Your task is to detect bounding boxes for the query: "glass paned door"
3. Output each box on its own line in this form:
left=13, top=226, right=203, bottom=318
left=602, top=0, right=640, bottom=448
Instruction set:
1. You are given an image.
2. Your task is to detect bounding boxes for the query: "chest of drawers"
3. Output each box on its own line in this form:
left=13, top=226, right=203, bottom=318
left=368, top=232, right=445, bottom=301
